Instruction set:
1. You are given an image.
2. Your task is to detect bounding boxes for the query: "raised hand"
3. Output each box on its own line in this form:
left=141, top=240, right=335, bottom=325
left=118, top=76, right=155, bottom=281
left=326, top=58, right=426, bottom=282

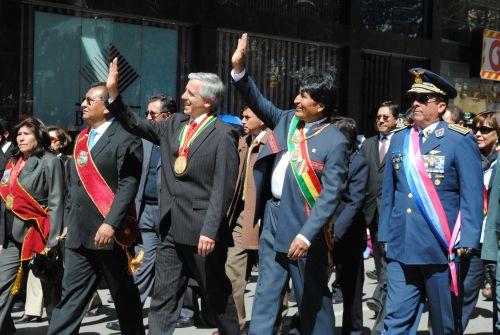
left=231, top=33, right=248, bottom=74
left=106, top=57, right=119, bottom=100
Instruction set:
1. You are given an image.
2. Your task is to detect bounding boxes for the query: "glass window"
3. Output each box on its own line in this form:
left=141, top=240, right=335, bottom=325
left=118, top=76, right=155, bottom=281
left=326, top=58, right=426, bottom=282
left=33, top=11, right=178, bottom=130
left=361, top=0, right=424, bottom=38
left=442, top=0, right=500, bottom=45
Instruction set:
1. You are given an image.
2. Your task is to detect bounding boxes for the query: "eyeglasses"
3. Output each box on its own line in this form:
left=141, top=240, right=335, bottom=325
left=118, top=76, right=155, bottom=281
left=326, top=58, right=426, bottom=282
left=471, top=125, right=495, bottom=134
left=376, top=115, right=392, bottom=121
left=407, top=93, right=437, bottom=104
left=145, top=110, right=167, bottom=119
left=84, top=96, right=103, bottom=105
left=50, top=136, right=59, bottom=143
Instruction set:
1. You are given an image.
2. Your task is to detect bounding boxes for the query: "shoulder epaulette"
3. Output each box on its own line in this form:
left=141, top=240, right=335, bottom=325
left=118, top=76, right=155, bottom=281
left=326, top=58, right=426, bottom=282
left=448, top=123, right=470, bottom=135
left=392, top=126, right=409, bottom=133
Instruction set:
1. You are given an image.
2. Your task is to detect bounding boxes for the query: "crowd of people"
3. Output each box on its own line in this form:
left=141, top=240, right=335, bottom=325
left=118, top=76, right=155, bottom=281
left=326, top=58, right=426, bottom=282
left=0, top=33, right=498, bottom=335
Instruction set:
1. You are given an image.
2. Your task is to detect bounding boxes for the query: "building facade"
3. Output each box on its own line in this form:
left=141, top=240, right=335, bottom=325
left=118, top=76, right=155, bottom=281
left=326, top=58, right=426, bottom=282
left=1, top=0, right=499, bottom=135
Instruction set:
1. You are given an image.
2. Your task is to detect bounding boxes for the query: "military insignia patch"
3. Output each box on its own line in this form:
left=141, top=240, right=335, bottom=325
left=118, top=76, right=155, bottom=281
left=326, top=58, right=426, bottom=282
left=434, top=128, right=445, bottom=138
left=448, top=124, right=470, bottom=135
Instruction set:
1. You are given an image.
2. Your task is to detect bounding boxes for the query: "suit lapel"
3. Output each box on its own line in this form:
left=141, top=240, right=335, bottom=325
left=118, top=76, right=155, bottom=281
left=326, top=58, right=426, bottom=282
left=188, top=118, right=216, bottom=158
left=421, top=122, right=445, bottom=155
left=19, top=156, right=38, bottom=181
left=90, top=121, right=118, bottom=160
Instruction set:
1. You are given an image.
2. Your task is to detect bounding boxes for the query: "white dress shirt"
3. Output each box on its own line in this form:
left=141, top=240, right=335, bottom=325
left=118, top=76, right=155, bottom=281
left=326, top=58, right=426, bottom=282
left=1, top=141, right=11, bottom=153
left=378, top=132, right=394, bottom=151
left=418, top=121, right=439, bottom=142
left=90, top=117, right=115, bottom=145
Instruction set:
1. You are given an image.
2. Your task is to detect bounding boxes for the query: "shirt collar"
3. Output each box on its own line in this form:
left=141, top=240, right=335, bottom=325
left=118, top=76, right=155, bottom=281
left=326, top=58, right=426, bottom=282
left=91, top=117, right=115, bottom=135
left=380, top=132, right=394, bottom=141
left=1, top=141, right=11, bottom=153
left=191, top=113, right=209, bottom=125
left=254, top=129, right=267, bottom=143
left=303, top=117, right=327, bottom=133
left=420, top=120, right=440, bottom=136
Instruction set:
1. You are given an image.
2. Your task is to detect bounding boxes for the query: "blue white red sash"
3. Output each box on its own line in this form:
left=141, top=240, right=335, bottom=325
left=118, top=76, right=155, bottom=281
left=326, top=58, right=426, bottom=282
left=403, top=126, right=461, bottom=296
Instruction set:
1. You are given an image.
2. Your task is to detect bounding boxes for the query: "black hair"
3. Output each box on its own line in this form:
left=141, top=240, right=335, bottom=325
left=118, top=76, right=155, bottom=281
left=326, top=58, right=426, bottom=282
left=445, top=105, right=465, bottom=124
left=12, top=117, right=51, bottom=159
left=299, top=72, right=337, bottom=117
left=90, top=82, right=109, bottom=101
left=377, top=101, right=399, bottom=118
left=47, top=125, right=72, bottom=154
left=149, top=93, right=178, bottom=114
left=331, top=116, right=358, bottom=152
left=0, top=119, right=11, bottom=139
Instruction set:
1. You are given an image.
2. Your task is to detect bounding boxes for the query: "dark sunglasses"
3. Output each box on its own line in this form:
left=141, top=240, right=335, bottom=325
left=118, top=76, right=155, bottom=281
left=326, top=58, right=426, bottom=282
left=84, top=96, right=103, bottom=105
left=407, top=93, right=437, bottom=104
left=376, top=115, right=392, bottom=121
left=471, top=125, right=495, bottom=134
left=145, top=110, right=167, bottom=118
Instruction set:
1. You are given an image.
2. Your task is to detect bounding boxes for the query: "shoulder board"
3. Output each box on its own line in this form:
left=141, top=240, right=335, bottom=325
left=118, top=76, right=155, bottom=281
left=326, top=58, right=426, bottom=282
left=448, top=123, right=470, bottom=135
left=392, top=126, right=409, bottom=133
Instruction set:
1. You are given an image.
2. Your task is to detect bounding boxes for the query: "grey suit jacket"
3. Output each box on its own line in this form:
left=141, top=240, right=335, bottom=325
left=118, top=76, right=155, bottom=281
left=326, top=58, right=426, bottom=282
left=0, top=153, right=64, bottom=248
left=108, top=95, right=239, bottom=246
left=359, top=135, right=385, bottom=226
left=135, top=139, right=161, bottom=231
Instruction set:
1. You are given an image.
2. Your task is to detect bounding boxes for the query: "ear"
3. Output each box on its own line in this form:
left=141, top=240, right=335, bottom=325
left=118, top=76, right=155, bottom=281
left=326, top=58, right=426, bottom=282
left=317, top=103, right=325, bottom=113
left=437, top=102, right=447, bottom=114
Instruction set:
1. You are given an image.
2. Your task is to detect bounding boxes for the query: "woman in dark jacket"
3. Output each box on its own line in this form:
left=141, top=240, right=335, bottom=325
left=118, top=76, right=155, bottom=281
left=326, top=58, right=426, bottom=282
left=0, top=117, right=64, bottom=335
left=331, top=116, right=369, bottom=335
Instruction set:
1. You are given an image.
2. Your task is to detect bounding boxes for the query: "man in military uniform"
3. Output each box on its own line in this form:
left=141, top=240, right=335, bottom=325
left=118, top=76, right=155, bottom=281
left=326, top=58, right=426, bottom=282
left=378, top=68, right=484, bottom=334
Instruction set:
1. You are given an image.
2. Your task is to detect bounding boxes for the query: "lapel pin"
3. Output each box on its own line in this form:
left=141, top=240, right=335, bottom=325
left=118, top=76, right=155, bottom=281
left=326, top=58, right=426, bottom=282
left=312, top=148, right=316, bottom=153
left=434, top=128, right=444, bottom=138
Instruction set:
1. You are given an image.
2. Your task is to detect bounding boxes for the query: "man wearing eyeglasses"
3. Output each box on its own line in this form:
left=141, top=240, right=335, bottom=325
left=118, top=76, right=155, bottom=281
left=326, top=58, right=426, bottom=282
left=378, top=68, right=483, bottom=335
left=360, top=101, right=399, bottom=334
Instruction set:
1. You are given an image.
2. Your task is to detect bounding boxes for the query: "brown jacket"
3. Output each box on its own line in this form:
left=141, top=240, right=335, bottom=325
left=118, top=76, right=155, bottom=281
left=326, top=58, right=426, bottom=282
left=227, top=132, right=267, bottom=249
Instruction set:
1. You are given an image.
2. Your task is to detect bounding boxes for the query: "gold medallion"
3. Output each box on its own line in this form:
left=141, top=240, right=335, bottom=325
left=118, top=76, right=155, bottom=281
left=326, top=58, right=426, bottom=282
left=174, top=156, right=188, bottom=174
left=291, top=148, right=301, bottom=161
left=5, top=194, right=14, bottom=210
left=434, top=179, right=441, bottom=186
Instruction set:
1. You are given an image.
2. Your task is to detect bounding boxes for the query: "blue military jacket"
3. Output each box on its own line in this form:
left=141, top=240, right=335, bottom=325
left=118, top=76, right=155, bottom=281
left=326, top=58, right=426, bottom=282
left=378, top=121, right=483, bottom=265
left=233, top=73, right=349, bottom=253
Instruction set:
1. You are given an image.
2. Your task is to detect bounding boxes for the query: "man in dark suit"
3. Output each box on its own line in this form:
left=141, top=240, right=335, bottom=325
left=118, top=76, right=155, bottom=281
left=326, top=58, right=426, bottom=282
left=226, top=106, right=266, bottom=334
left=105, top=93, right=177, bottom=331
left=106, top=58, right=240, bottom=335
left=379, top=68, right=483, bottom=334
left=0, top=119, right=13, bottom=174
left=47, top=82, right=144, bottom=335
left=331, top=116, right=369, bottom=335
left=232, top=33, right=349, bottom=335
left=359, top=101, right=399, bottom=333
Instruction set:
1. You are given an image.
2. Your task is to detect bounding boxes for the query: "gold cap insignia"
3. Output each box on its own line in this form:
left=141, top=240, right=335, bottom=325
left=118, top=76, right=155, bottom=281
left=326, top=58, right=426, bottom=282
left=410, top=69, right=426, bottom=84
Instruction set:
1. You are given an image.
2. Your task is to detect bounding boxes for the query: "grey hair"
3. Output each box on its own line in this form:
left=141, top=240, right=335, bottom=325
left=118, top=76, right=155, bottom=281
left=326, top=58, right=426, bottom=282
left=188, top=72, right=225, bottom=111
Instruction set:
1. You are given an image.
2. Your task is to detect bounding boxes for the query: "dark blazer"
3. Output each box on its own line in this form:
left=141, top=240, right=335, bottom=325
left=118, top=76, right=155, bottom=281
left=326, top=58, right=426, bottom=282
left=0, top=143, right=13, bottom=175
left=65, top=120, right=143, bottom=250
left=233, top=73, right=349, bottom=253
left=482, top=160, right=500, bottom=261
left=359, top=135, right=385, bottom=226
left=378, top=122, right=484, bottom=264
left=0, top=152, right=64, bottom=248
left=332, top=151, right=369, bottom=244
left=108, top=96, right=240, bottom=247
left=134, top=139, right=161, bottom=230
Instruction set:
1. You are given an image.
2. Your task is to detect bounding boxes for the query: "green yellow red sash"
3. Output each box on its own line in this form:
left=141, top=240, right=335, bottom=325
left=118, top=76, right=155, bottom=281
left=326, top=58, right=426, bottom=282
left=74, top=128, right=138, bottom=248
left=287, top=116, right=334, bottom=249
left=177, top=114, right=217, bottom=156
left=0, top=158, right=51, bottom=294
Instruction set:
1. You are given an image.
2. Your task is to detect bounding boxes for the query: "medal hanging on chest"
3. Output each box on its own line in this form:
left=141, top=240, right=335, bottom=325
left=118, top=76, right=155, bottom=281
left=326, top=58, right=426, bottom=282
left=175, top=115, right=216, bottom=175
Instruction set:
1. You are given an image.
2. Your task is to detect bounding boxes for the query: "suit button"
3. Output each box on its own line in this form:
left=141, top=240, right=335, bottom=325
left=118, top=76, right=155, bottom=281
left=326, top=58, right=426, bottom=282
left=434, top=179, right=441, bottom=186
left=76, top=203, right=80, bottom=208
left=77, top=180, right=82, bottom=186
left=406, top=208, right=412, bottom=214
left=408, top=193, right=413, bottom=199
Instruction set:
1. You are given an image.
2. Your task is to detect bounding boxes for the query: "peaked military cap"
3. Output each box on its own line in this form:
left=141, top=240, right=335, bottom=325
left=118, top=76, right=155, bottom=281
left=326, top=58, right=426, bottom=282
left=407, top=68, right=457, bottom=99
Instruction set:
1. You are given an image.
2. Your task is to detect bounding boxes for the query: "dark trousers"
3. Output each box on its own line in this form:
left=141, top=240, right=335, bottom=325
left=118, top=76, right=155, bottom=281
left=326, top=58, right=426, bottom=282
left=333, top=240, right=365, bottom=335
left=249, top=199, right=335, bottom=335
left=47, top=245, right=144, bottom=335
left=148, top=233, right=239, bottom=335
left=460, top=254, right=484, bottom=331
left=384, top=261, right=460, bottom=335
left=0, top=239, right=61, bottom=335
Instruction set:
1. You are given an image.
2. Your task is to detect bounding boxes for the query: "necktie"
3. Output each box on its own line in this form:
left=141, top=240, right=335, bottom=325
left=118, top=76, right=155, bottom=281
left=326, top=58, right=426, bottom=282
left=379, top=135, right=387, bottom=164
left=419, top=130, right=425, bottom=146
left=88, top=129, right=97, bottom=150
left=242, top=138, right=259, bottom=200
